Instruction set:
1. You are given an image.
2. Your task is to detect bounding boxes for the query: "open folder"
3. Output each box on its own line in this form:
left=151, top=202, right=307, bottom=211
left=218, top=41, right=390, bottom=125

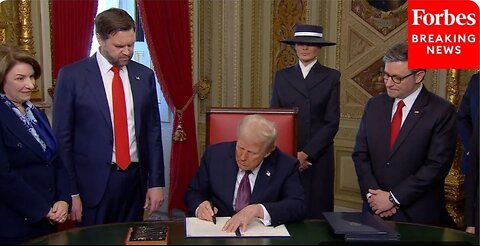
left=185, top=217, right=290, bottom=238
left=323, top=212, right=400, bottom=242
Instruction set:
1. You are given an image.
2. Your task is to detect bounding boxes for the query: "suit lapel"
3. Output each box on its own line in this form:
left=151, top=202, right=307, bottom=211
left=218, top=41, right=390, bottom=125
left=87, top=55, right=112, bottom=130
left=380, top=96, right=394, bottom=155
left=0, top=103, right=45, bottom=159
left=390, top=87, right=428, bottom=154
left=285, top=65, right=309, bottom=98
left=224, top=145, right=239, bottom=213
left=304, top=62, right=328, bottom=90
left=31, top=108, right=57, bottom=161
left=251, top=149, right=276, bottom=202
left=127, top=64, right=143, bottom=135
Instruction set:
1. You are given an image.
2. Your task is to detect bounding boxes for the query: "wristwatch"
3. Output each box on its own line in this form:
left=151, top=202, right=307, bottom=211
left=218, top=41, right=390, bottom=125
left=389, top=193, right=399, bottom=206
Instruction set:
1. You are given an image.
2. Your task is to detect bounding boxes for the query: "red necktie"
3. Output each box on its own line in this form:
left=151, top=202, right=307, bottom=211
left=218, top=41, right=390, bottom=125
left=235, top=170, right=252, bottom=212
left=390, top=100, right=405, bottom=149
left=111, top=66, right=131, bottom=170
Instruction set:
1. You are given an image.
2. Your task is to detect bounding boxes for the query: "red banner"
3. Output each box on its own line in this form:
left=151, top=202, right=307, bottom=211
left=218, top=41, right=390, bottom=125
left=408, top=0, right=480, bottom=69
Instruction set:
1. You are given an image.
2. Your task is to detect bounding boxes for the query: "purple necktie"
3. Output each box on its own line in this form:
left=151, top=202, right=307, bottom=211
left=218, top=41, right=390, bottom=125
left=235, top=170, right=252, bottom=212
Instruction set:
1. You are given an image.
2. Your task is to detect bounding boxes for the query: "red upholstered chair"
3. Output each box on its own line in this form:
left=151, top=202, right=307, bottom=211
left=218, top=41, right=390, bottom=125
left=206, top=107, right=298, bottom=156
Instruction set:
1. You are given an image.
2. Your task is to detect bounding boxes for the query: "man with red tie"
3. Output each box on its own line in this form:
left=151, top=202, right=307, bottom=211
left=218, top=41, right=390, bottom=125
left=52, top=8, right=165, bottom=226
left=352, top=41, right=457, bottom=227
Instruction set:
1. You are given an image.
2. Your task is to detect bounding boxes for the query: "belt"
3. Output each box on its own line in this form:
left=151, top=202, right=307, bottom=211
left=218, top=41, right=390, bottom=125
left=111, top=162, right=139, bottom=171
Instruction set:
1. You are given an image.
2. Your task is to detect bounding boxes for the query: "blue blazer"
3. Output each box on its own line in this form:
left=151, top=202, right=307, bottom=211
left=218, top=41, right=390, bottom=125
left=352, top=86, right=457, bottom=226
left=185, top=142, right=306, bottom=226
left=0, top=103, right=70, bottom=241
left=457, top=72, right=479, bottom=173
left=52, top=54, right=165, bottom=207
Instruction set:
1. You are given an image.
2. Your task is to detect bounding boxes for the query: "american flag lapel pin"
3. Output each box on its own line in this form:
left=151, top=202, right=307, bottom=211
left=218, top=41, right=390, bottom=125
left=266, top=171, right=271, bottom=177
left=414, top=110, right=420, bottom=114
left=135, top=76, right=140, bottom=80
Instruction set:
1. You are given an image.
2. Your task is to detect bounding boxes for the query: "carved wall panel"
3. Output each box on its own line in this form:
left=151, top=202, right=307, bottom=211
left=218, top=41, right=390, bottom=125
left=351, top=0, right=407, bottom=36
left=271, top=0, right=306, bottom=78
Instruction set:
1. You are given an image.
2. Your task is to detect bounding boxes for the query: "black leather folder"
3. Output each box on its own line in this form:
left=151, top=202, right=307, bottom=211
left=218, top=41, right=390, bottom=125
left=323, top=212, right=400, bottom=242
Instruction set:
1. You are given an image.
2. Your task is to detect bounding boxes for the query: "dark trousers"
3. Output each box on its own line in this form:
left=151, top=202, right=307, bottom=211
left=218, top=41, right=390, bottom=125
left=80, top=163, right=143, bottom=226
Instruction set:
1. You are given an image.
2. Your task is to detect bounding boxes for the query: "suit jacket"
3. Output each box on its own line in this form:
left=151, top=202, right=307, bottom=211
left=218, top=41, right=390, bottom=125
left=457, top=72, right=479, bottom=173
left=464, top=115, right=479, bottom=230
left=352, top=86, right=457, bottom=226
left=270, top=61, right=340, bottom=215
left=184, top=142, right=306, bottom=226
left=0, top=103, right=70, bottom=240
left=270, top=62, right=340, bottom=159
left=52, top=54, right=164, bottom=207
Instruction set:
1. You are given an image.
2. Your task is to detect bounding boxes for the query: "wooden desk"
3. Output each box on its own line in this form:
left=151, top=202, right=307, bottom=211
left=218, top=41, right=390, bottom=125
left=25, top=220, right=478, bottom=245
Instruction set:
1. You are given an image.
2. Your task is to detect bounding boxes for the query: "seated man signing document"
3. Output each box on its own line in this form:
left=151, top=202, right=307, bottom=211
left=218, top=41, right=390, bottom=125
left=185, top=114, right=306, bottom=233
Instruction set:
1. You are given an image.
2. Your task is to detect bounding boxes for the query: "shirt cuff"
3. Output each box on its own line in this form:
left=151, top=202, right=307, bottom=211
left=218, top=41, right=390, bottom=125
left=390, top=191, right=400, bottom=205
left=366, top=192, right=372, bottom=199
left=258, top=204, right=271, bottom=226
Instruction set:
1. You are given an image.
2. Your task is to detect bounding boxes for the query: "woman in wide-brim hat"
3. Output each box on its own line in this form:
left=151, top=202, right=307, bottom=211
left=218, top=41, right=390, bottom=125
left=270, top=24, right=341, bottom=219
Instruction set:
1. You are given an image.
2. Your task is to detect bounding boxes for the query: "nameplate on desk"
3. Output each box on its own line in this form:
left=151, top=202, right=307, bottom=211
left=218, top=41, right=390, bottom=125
left=185, top=217, right=290, bottom=238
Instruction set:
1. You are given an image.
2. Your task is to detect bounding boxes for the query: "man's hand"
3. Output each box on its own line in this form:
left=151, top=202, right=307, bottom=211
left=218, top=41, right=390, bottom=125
left=144, top=187, right=164, bottom=215
left=196, top=200, right=218, bottom=222
left=69, top=195, right=83, bottom=222
left=367, top=189, right=395, bottom=215
left=297, top=151, right=310, bottom=172
left=223, top=204, right=263, bottom=233
left=378, top=206, right=398, bottom=218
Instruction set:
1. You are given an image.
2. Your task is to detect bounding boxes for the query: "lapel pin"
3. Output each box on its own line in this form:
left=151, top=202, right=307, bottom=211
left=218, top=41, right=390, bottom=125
left=414, top=110, right=420, bottom=114
left=135, top=76, right=140, bottom=80
left=266, top=171, right=271, bottom=177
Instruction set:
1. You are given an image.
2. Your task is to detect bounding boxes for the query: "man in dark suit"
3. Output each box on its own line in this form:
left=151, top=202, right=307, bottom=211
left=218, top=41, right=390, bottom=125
left=52, top=8, right=165, bottom=226
left=185, top=114, right=305, bottom=233
left=457, top=72, right=479, bottom=173
left=352, top=41, right=457, bottom=227
left=270, top=24, right=340, bottom=219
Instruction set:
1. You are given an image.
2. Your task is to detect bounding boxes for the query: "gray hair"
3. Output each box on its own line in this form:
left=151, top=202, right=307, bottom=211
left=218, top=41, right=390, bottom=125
left=237, top=114, right=277, bottom=152
left=383, top=41, right=425, bottom=72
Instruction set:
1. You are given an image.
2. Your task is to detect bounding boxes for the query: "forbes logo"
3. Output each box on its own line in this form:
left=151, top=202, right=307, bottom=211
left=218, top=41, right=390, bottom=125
left=411, top=9, right=476, bottom=26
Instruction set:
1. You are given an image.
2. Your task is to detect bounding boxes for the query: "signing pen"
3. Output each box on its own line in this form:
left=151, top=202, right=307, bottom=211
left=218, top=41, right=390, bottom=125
left=209, top=200, right=216, bottom=224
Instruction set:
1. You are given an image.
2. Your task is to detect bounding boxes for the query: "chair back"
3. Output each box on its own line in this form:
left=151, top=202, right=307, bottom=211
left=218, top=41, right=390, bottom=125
left=206, top=107, right=298, bottom=156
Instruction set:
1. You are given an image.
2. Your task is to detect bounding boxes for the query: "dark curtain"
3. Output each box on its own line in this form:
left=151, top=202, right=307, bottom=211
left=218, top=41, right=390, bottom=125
left=137, top=0, right=198, bottom=215
left=51, top=0, right=98, bottom=230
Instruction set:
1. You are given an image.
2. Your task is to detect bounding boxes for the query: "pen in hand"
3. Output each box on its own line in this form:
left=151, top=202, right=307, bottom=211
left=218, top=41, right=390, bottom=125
left=209, top=200, right=216, bottom=224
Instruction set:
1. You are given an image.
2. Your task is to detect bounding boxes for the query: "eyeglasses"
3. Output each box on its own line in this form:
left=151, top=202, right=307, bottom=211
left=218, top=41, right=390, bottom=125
left=383, top=71, right=416, bottom=84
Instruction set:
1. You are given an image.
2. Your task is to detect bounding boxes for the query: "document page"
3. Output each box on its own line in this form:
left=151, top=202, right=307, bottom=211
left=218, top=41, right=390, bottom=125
left=185, top=217, right=290, bottom=238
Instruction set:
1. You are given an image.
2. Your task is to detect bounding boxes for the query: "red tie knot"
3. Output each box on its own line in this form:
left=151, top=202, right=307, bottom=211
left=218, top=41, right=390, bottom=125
left=111, top=66, right=121, bottom=74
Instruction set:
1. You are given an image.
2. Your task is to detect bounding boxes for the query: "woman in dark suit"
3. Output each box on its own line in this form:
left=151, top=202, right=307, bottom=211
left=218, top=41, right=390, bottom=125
left=270, top=24, right=340, bottom=219
left=0, top=45, right=70, bottom=244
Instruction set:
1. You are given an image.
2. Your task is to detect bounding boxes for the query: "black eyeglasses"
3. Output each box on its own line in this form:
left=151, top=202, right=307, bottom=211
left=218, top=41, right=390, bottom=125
left=383, top=71, right=416, bottom=84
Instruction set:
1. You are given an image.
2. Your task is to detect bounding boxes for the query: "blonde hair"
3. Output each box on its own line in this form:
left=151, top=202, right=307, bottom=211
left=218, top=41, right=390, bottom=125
left=237, top=114, right=277, bottom=152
